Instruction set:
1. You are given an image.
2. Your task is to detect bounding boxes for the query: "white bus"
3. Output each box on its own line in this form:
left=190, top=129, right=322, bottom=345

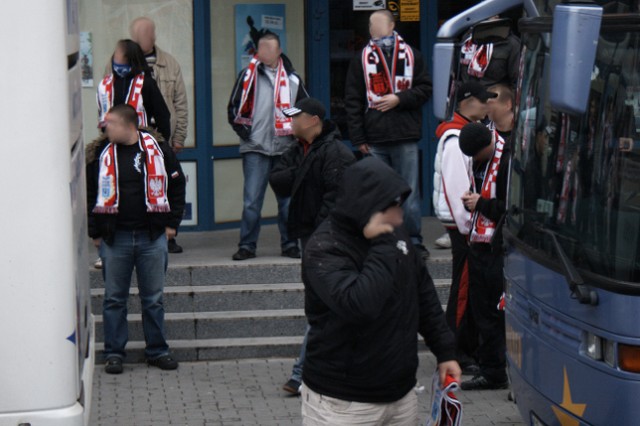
left=0, top=0, right=94, bottom=424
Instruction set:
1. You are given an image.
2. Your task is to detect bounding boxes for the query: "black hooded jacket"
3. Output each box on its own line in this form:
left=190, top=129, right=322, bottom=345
left=301, top=157, right=456, bottom=403
left=269, top=121, right=356, bottom=240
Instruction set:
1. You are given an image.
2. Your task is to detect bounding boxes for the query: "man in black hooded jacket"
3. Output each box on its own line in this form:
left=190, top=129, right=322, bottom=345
left=300, top=157, right=460, bottom=425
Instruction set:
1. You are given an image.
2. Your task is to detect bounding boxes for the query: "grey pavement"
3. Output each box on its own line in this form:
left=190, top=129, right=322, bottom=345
left=90, top=352, right=524, bottom=426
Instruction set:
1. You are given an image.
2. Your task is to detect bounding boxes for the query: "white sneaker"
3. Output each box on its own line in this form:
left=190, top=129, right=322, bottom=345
left=94, top=258, right=103, bottom=269
left=434, top=233, right=451, bottom=249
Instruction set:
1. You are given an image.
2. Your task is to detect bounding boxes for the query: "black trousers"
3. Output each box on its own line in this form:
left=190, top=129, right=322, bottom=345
left=468, top=243, right=507, bottom=382
left=445, top=228, right=479, bottom=364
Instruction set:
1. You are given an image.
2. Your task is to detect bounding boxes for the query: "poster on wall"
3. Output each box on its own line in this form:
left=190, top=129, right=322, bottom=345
left=80, top=31, right=94, bottom=87
left=235, top=4, right=287, bottom=74
left=353, top=0, right=386, bottom=10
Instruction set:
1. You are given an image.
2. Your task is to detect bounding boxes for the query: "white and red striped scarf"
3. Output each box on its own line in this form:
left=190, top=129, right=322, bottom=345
left=234, top=56, right=293, bottom=136
left=461, top=36, right=493, bottom=79
left=470, top=130, right=505, bottom=243
left=362, top=32, right=414, bottom=109
left=93, top=131, right=170, bottom=214
left=97, top=73, right=147, bottom=129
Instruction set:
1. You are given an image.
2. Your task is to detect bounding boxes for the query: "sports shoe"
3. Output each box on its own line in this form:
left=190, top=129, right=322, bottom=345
left=435, top=233, right=452, bottom=249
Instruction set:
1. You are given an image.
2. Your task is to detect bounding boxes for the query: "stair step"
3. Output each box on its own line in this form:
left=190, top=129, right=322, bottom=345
left=94, top=309, right=308, bottom=342
left=91, top=283, right=306, bottom=314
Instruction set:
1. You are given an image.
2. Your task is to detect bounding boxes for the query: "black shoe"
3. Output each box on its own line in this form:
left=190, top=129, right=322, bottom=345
left=232, top=248, right=256, bottom=261
left=461, top=363, right=481, bottom=376
left=104, top=357, right=123, bottom=374
left=283, top=378, right=302, bottom=395
left=282, top=246, right=301, bottom=259
left=168, top=238, right=183, bottom=254
left=147, top=355, right=178, bottom=370
left=461, top=375, right=509, bottom=391
left=415, top=244, right=431, bottom=260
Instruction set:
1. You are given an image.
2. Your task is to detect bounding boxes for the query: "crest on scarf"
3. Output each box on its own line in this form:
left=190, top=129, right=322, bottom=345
left=101, top=176, right=114, bottom=199
left=149, top=177, right=165, bottom=198
left=370, top=72, right=390, bottom=96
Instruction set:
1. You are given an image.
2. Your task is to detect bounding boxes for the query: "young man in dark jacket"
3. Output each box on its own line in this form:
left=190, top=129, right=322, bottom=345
left=458, top=122, right=510, bottom=390
left=344, top=10, right=432, bottom=259
left=269, top=97, right=355, bottom=396
left=86, top=104, right=185, bottom=374
left=301, top=157, right=460, bottom=425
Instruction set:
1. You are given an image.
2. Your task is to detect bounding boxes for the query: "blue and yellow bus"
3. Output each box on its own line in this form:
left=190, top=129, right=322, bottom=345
left=435, top=1, right=640, bottom=424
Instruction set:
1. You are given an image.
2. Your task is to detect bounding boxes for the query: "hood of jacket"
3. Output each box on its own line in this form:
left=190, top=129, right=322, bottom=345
left=435, top=112, right=470, bottom=139
left=332, top=157, right=411, bottom=233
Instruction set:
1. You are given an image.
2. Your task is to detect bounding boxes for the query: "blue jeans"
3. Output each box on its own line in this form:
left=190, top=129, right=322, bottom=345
left=100, top=230, right=169, bottom=360
left=291, top=324, right=310, bottom=382
left=369, top=142, right=423, bottom=245
left=239, top=152, right=296, bottom=252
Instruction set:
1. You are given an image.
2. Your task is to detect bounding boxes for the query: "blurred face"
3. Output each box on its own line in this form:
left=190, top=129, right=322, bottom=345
left=473, top=139, right=496, bottom=163
left=291, top=113, right=319, bottom=139
left=369, top=12, right=394, bottom=39
left=380, top=205, right=404, bottom=227
left=257, top=38, right=281, bottom=67
left=113, top=45, right=127, bottom=64
left=105, top=113, right=136, bottom=144
left=487, top=89, right=512, bottom=123
left=460, top=97, right=489, bottom=121
left=131, top=20, right=156, bottom=54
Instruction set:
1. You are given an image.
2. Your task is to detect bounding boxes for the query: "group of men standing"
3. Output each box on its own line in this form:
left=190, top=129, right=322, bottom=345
left=85, top=7, right=518, bottom=426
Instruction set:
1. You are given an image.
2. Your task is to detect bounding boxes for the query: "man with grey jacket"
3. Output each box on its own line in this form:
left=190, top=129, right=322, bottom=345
left=228, top=32, right=309, bottom=260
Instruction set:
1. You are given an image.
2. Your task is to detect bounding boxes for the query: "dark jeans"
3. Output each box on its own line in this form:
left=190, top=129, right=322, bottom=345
left=468, top=244, right=507, bottom=382
left=100, top=230, right=169, bottom=360
left=239, top=152, right=297, bottom=253
left=445, top=228, right=479, bottom=363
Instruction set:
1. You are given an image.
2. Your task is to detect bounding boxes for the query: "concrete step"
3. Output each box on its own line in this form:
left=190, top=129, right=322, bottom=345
left=91, top=283, right=305, bottom=315
left=89, top=258, right=452, bottom=289
left=95, top=336, right=305, bottom=363
left=94, top=309, right=308, bottom=342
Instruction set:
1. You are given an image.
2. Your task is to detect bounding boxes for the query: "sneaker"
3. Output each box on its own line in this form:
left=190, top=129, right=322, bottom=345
left=414, top=244, right=431, bottom=260
left=282, top=246, right=301, bottom=259
left=168, top=238, right=183, bottom=254
left=94, top=257, right=103, bottom=269
left=461, top=375, right=509, bottom=391
left=232, top=248, right=256, bottom=261
left=283, top=378, right=302, bottom=395
left=461, top=363, right=481, bottom=376
left=435, top=233, right=452, bottom=249
left=147, top=355, right=178, bottom=370
left=104, top=357, right=123, bottom=374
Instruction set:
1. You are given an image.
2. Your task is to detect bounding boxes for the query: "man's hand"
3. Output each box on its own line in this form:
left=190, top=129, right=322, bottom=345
left=373, top=94, right=400, bottom=112
left=358, top=143, right=371, bottom=155
left=92, top=238, right=101, bottom=248
left=461, top=192, right=481, bottom=212
left=437, top=360, right=462, bottom=386
left=363, top=212, right=395, bottom=239
left=165, top=227, right=177, bottom=240
left=172, top=143, right=184, bottom=154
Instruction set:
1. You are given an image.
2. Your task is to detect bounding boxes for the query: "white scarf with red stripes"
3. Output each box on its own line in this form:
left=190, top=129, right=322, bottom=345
left=362, top=32, right=414, bottom=108
left=460, top=36, right=494, bottom=79
left=97, top=73, right=147, bottom=129
left=470, top=130, right=505, bottom=243
left=234, top=56, right=293, bottom=136
left=93, top=131, right=170, bottom=214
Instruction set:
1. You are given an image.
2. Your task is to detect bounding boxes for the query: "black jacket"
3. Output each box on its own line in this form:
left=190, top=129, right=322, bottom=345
left=86, top=130, right=186, bottom=245
left=112, top=71, right=172, bottom=141
left=269, top=121, right=356, bottom=240
left=344, top=45, right=432, bottom=146
left=301, top=157, right=456, bottom=403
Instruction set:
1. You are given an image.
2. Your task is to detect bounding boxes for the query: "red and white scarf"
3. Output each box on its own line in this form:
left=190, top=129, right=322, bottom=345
left=362, top=32, right=414, bottom=108
left=470, top=130, right=505, bottom=243
left=97, top=73, right=147, bottom=129
left=93, top=131, right=170, bottom=214
left=234, top=56, right=293, bottom=136
left=460, top=36, right=493, bottom=79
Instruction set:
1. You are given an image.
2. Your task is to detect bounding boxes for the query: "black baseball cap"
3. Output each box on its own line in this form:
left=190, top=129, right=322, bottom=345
left=456, top=81, right=499, bottom=103
left=283, top=97, right=326, bottom=119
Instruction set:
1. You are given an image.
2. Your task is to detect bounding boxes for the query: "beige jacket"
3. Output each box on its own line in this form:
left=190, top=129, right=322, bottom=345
left=104, top=45, right=188, bottom=147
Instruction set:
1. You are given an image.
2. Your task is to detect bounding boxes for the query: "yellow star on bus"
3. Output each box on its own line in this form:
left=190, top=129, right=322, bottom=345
left=552, top=367, right=587, bottom=426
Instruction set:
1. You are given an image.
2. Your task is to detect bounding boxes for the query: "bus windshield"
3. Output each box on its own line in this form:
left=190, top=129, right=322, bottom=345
left=508, top=18, right=640, bottom=285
